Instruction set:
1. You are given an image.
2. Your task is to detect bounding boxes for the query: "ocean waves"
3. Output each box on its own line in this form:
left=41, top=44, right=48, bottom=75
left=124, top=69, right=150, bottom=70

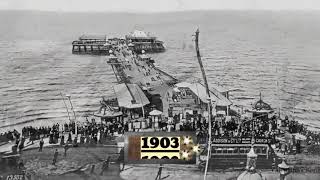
left=0, top=11, right=319, bottom=131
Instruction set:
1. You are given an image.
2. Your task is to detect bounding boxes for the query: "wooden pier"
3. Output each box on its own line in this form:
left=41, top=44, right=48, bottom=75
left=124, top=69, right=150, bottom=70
left=72, top=31, right=166, bottom=55
left=72, top=35, right=111, bottom=55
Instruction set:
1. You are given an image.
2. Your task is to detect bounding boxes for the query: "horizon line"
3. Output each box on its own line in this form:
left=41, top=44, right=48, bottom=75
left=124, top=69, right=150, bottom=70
left=1, top=8, right=320, bottom=14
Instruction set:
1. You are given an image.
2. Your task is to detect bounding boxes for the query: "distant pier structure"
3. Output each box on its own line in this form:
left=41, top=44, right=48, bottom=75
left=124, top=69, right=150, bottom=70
left=125, top=30, right=165, bottom=53
left=72, top=30, right=165, bottom=55
left=72, top=34, right=111, bottom=55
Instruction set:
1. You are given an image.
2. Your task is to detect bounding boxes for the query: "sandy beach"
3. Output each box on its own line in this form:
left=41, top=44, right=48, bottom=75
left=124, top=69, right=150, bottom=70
left=120, top=164, right=320, bottom=180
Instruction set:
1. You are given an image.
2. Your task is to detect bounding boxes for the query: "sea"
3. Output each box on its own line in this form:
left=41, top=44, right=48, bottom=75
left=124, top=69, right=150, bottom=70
left=0, top=10, right=319, bottom=132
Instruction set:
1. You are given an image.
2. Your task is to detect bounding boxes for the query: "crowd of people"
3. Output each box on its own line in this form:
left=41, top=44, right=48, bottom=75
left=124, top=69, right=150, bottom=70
left=55, top=119, right=125, bottom=145
left=285, top=118, right=320, bottom=145
left=1, top=109, right=320, bottom=157
left=287, top=118, right=307, bottom=134
left=0, top=129, right=20, bottom=143
left=21, top=124, right=60, bottom=143
left=195, top=116, right=278, bottom=141
left=0, top=117, right=128, bottom=156
left=305, top=131, right=320, bottom=145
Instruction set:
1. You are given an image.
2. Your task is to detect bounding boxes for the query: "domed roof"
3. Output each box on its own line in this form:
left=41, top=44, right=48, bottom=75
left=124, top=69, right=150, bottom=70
left=252, top=93, right=272, bottom=112
left=237, top=146, right=265, bottom=180
left=253, top=99, right=272, bottom=111
left=237, top=171, right=264, bottom=180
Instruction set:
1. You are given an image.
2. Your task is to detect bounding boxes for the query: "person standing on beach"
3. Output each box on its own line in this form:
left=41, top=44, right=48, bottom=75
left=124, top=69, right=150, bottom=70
left=11, top=144, right=18, bottom=154
left=100, top=156, right=111, bottom=175
left=15, top=138, right=20, bottom=147
left=52, top=149, right=59, bottom=165
left=90, top=164, right=95, bottom=174
left=64, top=144, right=70, bottom=157
left=49, top=130, right=54, bottom=144
left=118, top=147, right=125, bottom=171
left=18, top=137, right=25, bottom=154
left=17, top=159, right=24, bottom=170
left=39, top=138, right=44, bottom=152
left=67, top=132, right=72, bottom=144
left=73, top=136, right=78, bottom=147
left=60, top=134, right=65, bottom=146
left=155, top=164, right=163, bottom=180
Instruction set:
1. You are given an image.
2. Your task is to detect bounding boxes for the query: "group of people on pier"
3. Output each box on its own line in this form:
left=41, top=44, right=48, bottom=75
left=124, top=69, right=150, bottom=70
left=2, top=107, right=320, bottom=158
left=0, top=129, right=20, bottom=143
left=22, top=124, right=60, bottom=144
left=3, top=118, right=126, bottom=155
left=194, top=116, right=278, bottom=144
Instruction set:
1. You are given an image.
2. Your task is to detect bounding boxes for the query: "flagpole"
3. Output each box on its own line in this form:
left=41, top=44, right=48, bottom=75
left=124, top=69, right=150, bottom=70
left=194, top=29, right=212, bottom=180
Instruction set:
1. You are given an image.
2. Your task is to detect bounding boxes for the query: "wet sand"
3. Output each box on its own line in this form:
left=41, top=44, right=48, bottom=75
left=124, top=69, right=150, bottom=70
left=2, top=140, right=319, bottom=180
left=20, top=146, right=123, bottom=180
left=120, top=164, right=320, bottom=180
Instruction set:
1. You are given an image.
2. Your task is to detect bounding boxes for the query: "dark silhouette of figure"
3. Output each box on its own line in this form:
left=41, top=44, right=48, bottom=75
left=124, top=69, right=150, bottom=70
left=39, top=138, right=44, bottom=152
left=80, top=135, right=85, bottom=144
left=17, top=159, right=24, bottom=170
left=18, top=137, right=25, bottom=154
left=52, top=149, right=59, bottom=165
left=100, top=156, right=111, bottom=175
left=118, top=147, right=125, bottom=171
left=155, top=164, right=163, bottom=180
left=73, top=136, right=78, bottom=147
left=67, top=133, right=72, bottom=144
left=64, top=144, right=70, bottom=157
left=90, top=164, right=95, bottom=174
left=11, top=144, right=18, bottom=154
left=60, top=135, right=65, bottom=146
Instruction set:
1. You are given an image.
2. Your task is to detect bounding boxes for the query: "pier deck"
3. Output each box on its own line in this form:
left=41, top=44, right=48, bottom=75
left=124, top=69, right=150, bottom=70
left=72, top=40, right=110, bottom=55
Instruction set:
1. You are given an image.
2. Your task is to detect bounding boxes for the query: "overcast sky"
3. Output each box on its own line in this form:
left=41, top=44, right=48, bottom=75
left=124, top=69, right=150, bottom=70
left=0, top=0, right=320, bottom=12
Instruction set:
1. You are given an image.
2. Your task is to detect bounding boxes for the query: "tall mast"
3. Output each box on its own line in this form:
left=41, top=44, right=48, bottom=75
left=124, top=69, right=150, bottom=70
left=276, top=67, right=281, bottom=118
left=292, top=87, right=296, bottom=120
left=194, top=29, right=212, bottom=180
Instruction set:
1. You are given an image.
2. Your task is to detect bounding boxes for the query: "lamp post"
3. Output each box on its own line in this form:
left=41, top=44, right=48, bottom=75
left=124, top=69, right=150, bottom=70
left=66, top=95, right=77, bottom=135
